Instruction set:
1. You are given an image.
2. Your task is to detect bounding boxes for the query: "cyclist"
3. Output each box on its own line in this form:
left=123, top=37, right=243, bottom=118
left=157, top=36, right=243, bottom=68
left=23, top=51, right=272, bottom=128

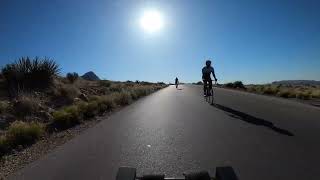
left=175, top=77, right=179, bottom=88
left=202, top=60, right=217, bottom=96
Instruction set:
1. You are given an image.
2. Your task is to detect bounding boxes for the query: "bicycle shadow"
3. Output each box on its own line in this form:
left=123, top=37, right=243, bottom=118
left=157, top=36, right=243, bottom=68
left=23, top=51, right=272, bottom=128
left=211, top=103, right=294, bottom=136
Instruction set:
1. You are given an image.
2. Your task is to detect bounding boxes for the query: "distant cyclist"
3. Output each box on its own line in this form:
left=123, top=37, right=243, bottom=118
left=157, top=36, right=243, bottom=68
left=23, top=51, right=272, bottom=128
left=202, top=60, right=217, bottom=96
left=175, top=77, right=179, bottom=88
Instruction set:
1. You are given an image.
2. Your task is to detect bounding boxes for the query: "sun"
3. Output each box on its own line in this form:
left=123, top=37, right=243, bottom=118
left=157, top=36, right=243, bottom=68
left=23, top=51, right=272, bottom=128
left=140, top=10, right=164, bottom=33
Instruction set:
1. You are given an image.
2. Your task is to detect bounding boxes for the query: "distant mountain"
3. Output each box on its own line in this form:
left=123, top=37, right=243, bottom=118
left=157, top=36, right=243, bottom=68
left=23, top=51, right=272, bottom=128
left=81, top=71, right=100, bottom=81
left=272, top=80, right=320, bottom=86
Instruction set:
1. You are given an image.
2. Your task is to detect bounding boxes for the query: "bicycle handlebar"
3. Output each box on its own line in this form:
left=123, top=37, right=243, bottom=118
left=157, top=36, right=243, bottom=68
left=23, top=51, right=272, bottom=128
left=117, top=167, right=238, bottom=180
left=136, top=178, right=215, bottom=180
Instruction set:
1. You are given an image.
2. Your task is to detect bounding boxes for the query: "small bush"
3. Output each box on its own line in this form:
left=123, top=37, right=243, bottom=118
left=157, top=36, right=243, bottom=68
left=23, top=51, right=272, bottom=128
left=1, top=57, right=60, bottom=95
left=0, top=101, right=9, bottom=113
left=99, top=80, right=112, bottom=87
left=311, top=90, right=320, bottom=98
left=262, top=86, right=279, bottom=95
left=225, top=83, right=234, bottom=88
left=157, top=82, right=166, bottom=85
left=277, top=90, right=295, bottom=98
left=131, top=87, right=148, bottom=100
left=0, top=136, right=9, bottom=156
left=53, top=106, right=81, bottom=129
left=54, top=84, right=80, bottom=102
left=140, top=81, right=152, bottom=85
left=233, top=81, right=245, bottom=89
left=111, top=92, right=132, bottom=105
left=78, top=101, right=99, bottom=118
left=109, top=84, right=124, bottom=92
left=97, top=96, right=115, bottom=112
left=296, top=91, right=311, bottom=100
left=66, top=72, right=79, bottom=83
left=247, top=86, right=257, bottom=92
left=13, top=95, right=39, bottom=117
left=7, top=121, right=44, bottom=147
left=196, top=81, right=203, bottom=85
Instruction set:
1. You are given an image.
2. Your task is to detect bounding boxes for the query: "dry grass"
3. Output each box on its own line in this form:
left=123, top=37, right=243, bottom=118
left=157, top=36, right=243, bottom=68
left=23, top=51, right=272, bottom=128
left=0, top=121, right=44, bottom=156
left=0, top=101, right=9, bottom=114
left=52, top=105, right=81, bottom=129
left=53, top=84, right=80, bottom=103
left=110, top=92, right=132, bottom=106
left=7, top=121, right=44, bottom=147
left=13, top=95, right=39, bottom=117
left=246, top=84, right=320, bottom=100
left=0, top=135, right=9, bottom=156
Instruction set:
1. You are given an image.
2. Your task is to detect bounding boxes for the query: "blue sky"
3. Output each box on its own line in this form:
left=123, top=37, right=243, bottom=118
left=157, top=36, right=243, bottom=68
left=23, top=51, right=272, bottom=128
left=0, top=0, right=319, bottom=84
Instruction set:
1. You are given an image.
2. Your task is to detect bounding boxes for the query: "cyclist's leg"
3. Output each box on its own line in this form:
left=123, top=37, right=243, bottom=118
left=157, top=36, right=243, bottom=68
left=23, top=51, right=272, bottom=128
left=203, top=79, right=208, bottom=95
left=208, top=79, right=213, bottom=95
left=209, top=79, right=212, bottom=89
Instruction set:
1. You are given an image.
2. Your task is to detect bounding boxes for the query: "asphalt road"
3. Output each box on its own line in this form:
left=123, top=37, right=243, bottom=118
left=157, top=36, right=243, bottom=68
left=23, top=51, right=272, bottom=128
left=9, top=85, right=320, bottom=180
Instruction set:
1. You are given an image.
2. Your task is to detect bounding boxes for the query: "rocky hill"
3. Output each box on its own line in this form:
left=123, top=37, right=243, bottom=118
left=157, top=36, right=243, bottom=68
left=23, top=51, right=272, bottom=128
left=81, top=71, right=100, bottom=81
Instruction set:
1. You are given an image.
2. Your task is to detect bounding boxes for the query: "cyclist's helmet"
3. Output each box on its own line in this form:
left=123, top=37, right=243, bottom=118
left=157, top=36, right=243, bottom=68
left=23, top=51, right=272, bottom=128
left=205, top=60, right=211, bottom=66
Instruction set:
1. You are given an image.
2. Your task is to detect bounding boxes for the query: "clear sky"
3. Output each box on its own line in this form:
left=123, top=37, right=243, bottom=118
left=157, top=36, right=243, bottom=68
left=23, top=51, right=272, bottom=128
left=1, top=0, right=319, bottom=84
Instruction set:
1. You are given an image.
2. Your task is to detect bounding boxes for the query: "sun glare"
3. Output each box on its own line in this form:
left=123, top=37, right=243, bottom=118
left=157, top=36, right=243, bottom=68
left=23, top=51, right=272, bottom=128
left=140, top=10, right=164, bottom=33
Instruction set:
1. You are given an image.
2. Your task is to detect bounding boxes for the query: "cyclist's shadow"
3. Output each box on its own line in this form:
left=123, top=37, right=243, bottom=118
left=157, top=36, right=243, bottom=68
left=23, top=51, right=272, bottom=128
left=211, top=103, right=294, bottom=136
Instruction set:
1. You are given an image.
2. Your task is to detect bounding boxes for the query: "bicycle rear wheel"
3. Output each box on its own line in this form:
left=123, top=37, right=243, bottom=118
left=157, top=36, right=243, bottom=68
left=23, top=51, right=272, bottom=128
left=210, top=88, right=214, bottom=105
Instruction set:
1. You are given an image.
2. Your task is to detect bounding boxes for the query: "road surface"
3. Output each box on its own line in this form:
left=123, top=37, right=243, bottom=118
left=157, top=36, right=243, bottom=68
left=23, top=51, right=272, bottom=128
left=9, top=85, right=320, bottom=180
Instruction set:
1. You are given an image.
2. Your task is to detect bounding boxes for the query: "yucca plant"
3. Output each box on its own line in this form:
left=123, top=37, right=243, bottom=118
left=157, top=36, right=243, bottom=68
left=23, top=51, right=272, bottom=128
left=1, top=57, right=60, bottom=95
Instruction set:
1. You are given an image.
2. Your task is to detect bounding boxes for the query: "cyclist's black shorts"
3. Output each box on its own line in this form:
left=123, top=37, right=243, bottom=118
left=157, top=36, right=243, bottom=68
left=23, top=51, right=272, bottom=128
left=203, top=78, right=212, bottom=90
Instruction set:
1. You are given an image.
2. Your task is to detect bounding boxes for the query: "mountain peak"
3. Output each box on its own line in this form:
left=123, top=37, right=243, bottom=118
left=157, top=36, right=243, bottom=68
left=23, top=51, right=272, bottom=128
left=81, top=71, right=100, bottom=81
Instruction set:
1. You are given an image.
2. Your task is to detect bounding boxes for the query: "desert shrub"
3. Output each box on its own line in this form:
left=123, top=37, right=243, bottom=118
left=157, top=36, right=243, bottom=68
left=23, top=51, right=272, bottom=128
left=7, top=121, right=44, bottom=147
left=311, top=90, right=320, bottom=98
left=277, top=90, right=295, bottom=98
left=0, top=101, right=9, bottom=113
left=66, top=72, right=79, bottom=83
left=196, top=81, right=203, bottom=85
left=296, top=91, right=311, bottom=100
left=78, top=101, right=99, bottom=118
left=97, top=96, right=115, bottom=112
left=132, top=87, right=148, bottom=99
left=125, top=81, right=135, bottom=87
left=111, top=92, right=132, bottom=105
left=13, top=95, right=39, bottom=117
left=52, top=105, right=81, bottom=129
left=109, top=83, right=124, bottom=92
left=233, top=81, right=245, bottom=89
left=88, top=95, right=101, bottom=102
left=1, top=57, right=60, bottom=95
left=130, top=90, right=138, bottom=100
left=0, top=136, right=9, bottom=156
left=262, top=86, right=279, bottom=95
left=225, top=82, right=234, bottom=88
left=247, top=86, right=257, bottom=92
left=140, top=81, right=152, bottom=85
left=54, top=84, right=80, bottom=102
left=99, top=80, right=112, bottom=87
left=81, top=96, right=115, bottom=116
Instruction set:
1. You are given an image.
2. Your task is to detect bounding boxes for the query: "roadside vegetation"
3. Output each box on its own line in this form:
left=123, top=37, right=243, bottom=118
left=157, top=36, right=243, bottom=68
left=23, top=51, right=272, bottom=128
left=223, top=81, right=320, bottom=100
left=0, top=57, right=167, bottom=157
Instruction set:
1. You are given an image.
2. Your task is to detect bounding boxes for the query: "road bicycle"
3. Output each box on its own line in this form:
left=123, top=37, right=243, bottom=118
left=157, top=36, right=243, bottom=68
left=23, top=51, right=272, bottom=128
left=204, top=80, right=217, bottom=105
left=116, top=166, right=238, bottom=180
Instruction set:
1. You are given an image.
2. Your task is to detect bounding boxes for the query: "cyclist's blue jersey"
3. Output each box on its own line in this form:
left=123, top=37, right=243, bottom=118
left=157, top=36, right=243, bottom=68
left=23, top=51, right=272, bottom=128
left=202, top=66, right=215, bottom=79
